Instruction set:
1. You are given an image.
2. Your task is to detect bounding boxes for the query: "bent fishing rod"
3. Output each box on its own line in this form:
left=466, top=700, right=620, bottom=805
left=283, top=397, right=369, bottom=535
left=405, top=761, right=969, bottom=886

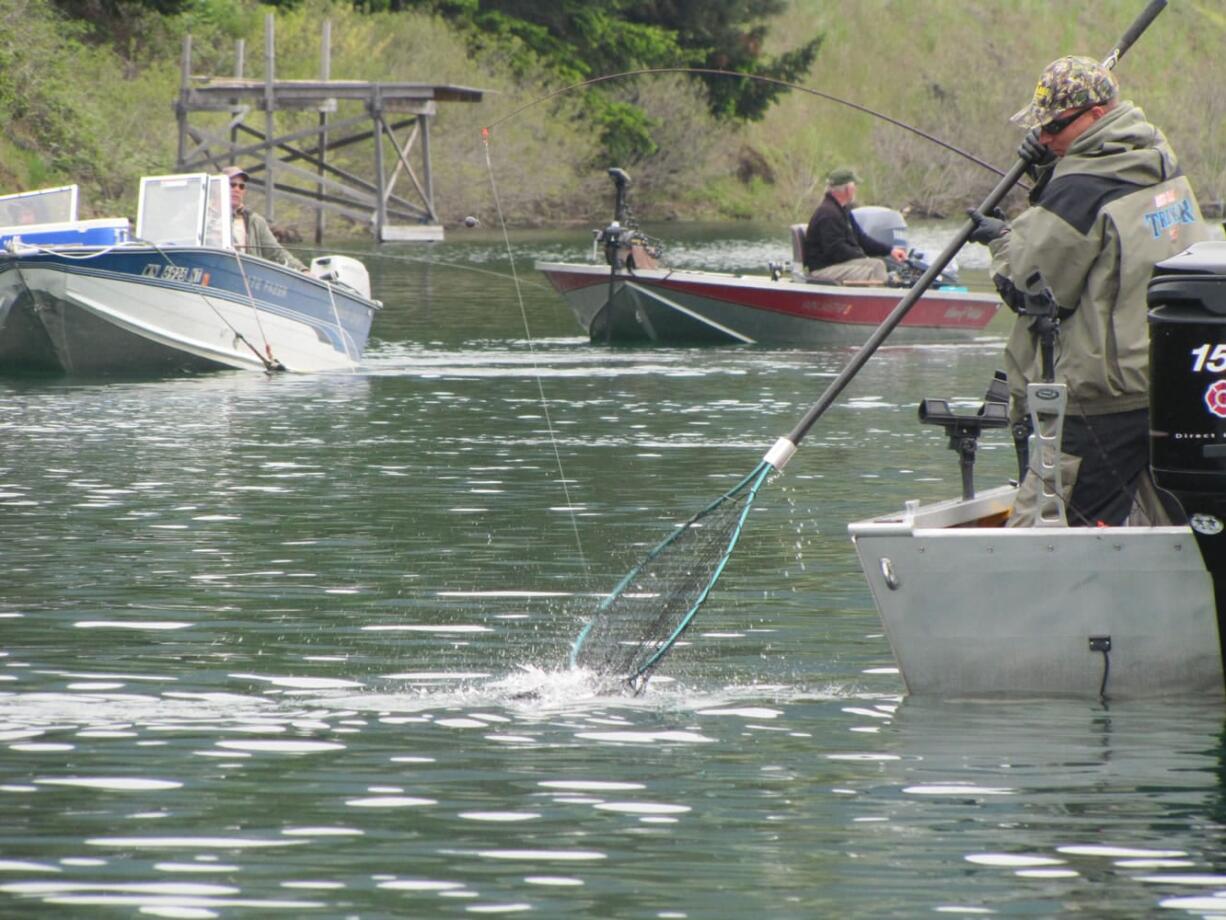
left=570, top=0, right=1169, bottom=691
left=764, top=0, right=1166, bottom=472
left=485, top=66, right=1012, bottom=183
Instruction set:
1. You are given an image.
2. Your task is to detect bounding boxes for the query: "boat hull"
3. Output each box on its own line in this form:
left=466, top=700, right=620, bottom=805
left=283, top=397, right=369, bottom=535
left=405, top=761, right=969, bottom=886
left=848, top=486, right=1224, bottom=699
left=536, top=261, right=1000, bottom=345
left=0, top=246, right=378, bottom=375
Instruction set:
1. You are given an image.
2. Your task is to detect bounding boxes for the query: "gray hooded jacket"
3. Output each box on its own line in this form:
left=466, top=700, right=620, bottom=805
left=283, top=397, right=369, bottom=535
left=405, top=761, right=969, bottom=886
left=990, top=101, right=1211, bottom=420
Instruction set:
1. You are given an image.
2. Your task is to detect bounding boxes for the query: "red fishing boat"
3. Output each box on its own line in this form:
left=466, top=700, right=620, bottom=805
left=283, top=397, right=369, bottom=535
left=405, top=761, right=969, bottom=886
left=536, top=169, right=1000, bottom=345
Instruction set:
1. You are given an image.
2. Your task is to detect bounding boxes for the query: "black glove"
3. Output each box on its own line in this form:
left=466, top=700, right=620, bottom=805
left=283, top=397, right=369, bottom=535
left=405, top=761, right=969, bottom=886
left=1017, top=127, right=1055, bottom=167
left=967, top=208, right=1009, bottom=245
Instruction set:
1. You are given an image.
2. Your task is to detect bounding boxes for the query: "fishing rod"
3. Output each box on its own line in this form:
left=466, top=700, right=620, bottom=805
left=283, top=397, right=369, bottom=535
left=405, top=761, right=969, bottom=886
left=485, top=66, right=1015, bottom=183
left=289, top=69, right=994, bottom=283
left=569, top=0, right=1170, bottom=693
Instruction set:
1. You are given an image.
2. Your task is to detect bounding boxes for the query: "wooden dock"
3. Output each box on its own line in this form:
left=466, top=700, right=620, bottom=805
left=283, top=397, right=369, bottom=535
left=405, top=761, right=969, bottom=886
left=174, top=16, right=485, bottom=242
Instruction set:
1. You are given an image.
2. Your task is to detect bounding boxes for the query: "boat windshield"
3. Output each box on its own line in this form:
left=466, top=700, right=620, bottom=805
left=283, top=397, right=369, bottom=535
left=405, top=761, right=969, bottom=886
left=0, top=185, right=78, bottom=227
left=202, top=174, right=231, bottom=249
left=137, top=174, right=215, bottom=246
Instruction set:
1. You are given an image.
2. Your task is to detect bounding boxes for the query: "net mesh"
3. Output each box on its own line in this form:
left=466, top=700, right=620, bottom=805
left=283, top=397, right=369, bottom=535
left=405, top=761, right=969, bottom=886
left=571, top=462, right=772, bottom=689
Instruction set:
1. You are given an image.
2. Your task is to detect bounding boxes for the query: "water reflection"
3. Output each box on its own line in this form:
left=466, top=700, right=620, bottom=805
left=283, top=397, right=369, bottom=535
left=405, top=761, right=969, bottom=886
left=2, top=225, right=1221, bottom=917
left=4, top=661, right=1226, bottom=915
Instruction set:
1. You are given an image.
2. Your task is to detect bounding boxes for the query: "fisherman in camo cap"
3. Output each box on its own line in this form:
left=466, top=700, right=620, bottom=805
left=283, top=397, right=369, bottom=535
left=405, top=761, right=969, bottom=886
left=1010, top=54, right=1119, bottom=133
left=802, top=166, right=907, bottom=284
left=966, top=55, right=1211, bottom=528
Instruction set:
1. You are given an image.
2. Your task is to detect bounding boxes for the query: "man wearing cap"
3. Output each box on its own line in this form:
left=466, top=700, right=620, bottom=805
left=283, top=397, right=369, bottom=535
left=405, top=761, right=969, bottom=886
left=223, top=166, right=308, bottom=272
left=802, top=167, right=907, bottom=284
left=967, top=55, right=1211, bottom=527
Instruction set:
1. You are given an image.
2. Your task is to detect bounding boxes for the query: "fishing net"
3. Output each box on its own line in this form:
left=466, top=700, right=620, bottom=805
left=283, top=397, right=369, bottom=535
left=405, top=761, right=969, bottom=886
left=570, top=461, right=773, bottom=691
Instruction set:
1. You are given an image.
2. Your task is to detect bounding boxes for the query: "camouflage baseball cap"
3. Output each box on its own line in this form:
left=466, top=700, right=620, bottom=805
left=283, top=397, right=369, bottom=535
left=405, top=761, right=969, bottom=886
left=826, top=167, right=860, bottom=186
left=1010, top=55, right=1118, bottom=129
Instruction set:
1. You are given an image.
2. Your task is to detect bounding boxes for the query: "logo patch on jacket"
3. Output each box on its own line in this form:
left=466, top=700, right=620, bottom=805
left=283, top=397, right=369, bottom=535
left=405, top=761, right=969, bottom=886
left=1143, top=195, right=1197, bottom=239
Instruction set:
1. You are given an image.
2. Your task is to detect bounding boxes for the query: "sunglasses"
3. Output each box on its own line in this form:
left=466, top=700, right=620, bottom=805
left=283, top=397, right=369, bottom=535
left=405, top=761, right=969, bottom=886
left=1040, top=107, right=1091, bottom=136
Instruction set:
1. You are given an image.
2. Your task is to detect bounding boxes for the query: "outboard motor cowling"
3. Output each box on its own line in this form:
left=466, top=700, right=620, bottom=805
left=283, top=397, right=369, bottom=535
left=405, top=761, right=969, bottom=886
left=1149, top=241, right=1226, bottom=494
left=1149, top=240, right=1226, bottom=676
left=310, top=255, right=372, bottom=300
left=850, top=205, right=907, bottom=251
left=848, top=206, right=907, bottom=252
left=851, top=205, right=961, bottom=288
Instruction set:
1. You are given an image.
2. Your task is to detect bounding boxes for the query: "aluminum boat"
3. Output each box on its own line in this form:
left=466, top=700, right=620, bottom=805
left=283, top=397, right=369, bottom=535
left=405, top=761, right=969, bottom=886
left=849, top=241, right=1226, bottom=699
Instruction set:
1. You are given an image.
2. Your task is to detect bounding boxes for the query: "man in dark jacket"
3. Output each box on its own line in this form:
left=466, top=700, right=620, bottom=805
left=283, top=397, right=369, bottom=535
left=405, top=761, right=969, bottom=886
left=803, top=167, right=906, bottom=283
left=968, top=56, right=1211, bottom=527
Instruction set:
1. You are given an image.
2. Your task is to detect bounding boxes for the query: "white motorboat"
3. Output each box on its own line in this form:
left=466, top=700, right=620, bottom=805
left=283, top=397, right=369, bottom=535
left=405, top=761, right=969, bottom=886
left=0, top=175, right=380, bottom=375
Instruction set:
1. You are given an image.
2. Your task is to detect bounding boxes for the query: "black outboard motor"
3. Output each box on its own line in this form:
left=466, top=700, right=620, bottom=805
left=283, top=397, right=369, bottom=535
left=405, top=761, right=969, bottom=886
left=1149, top=240, right=1226, bottom=669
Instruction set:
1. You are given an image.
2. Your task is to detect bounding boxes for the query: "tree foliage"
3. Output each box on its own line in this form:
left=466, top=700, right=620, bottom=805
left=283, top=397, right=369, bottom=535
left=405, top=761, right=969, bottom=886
left=1, top=2, right=107, bottom=185
left=353, top=0, right=820, bottom=160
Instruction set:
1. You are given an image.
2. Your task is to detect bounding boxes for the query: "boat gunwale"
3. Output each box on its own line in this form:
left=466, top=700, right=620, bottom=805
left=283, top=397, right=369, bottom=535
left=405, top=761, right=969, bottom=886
left=533, top=260, right=1002, bottom=304
left=5, top=243, right=382, bottom=311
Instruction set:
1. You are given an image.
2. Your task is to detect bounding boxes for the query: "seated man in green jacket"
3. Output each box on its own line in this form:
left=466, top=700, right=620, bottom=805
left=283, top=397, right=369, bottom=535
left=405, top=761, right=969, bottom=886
left=223, top=166, right=308, bottom=272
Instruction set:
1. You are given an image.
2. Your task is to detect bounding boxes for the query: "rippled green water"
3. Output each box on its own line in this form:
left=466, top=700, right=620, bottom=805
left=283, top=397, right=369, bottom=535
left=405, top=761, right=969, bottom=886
left=4, top=225, right=1226, bottom=918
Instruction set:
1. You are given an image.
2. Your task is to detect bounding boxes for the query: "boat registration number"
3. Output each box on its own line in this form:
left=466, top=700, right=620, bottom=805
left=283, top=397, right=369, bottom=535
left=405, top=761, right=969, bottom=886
left=143, top=263, right=209, bottom=286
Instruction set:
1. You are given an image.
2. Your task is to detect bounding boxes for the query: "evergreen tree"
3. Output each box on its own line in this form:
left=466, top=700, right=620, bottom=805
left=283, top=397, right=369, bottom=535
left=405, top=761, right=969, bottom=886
left=354, top=0, right=820, bottom=160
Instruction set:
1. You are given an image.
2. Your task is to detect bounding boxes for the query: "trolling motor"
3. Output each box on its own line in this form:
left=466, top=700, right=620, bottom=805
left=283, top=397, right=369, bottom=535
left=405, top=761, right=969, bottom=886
left=609, top=167, right=631, bottom=224
left=595, top=168, right=633, bottom=272
left=919, top=371, right=1010, bottom=500
left=888, top=251, right=962, bottom=289
left=593, top=167, right=661, bottom=275
left=590, top=168, right=663, bottom=343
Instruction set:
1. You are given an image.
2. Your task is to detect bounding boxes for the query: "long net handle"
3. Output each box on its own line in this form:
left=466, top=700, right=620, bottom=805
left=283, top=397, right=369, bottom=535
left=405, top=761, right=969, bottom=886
left=1103, top=0, right=1167, bottom=70
left=783, top=160, right=1029, bottom=450
left=770, top=0, right=1167, bottom=464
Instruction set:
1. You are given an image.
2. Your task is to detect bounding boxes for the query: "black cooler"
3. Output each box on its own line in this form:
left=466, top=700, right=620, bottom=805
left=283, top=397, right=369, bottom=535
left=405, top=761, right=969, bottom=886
left=1149, top=240, right=1226, bottom=670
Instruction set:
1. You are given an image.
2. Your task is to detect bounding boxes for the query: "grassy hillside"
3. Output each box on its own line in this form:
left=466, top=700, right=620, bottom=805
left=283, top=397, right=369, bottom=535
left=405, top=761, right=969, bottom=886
left=0, top=0, right=615, bottom=229
left=750, top=0, right=1226, bottom=222
left=1, top=0, right=1222, bottom=235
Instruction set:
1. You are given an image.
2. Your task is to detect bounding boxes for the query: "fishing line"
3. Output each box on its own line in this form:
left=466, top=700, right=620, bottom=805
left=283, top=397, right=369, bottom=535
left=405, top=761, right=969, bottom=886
left=4, top=238, right=284, bottom=373
left=281, top=244, right=554, bottom=292
left=565, top=0, right=1169, bottom=690
left=321, top=277, right=358, bottom=371
left=482, top=126, right=589, bottom=578
left=125, top=234, right=284, bottom=371
left=143, top=237, right=284, bottom=372
left=484, top=66, right=1019, bottom=185
left=230, top=249, right=284, bottom=370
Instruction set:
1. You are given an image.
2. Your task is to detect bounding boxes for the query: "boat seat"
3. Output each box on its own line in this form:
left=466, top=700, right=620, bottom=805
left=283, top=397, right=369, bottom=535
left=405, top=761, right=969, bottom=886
left=788, top=223, right=882, bottom=287
left=789, top=224, right=808, bottom=281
